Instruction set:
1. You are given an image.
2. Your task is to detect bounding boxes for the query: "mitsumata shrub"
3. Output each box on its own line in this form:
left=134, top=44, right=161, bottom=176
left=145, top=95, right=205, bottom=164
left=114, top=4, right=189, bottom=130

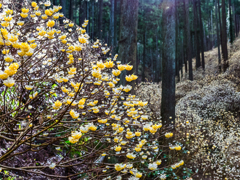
left=0, top=1, right=187, bottom=179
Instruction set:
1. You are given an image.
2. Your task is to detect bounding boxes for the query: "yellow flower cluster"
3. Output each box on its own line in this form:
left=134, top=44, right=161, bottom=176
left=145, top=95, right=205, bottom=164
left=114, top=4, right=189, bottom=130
left=68, top=131, right=82, bottom=144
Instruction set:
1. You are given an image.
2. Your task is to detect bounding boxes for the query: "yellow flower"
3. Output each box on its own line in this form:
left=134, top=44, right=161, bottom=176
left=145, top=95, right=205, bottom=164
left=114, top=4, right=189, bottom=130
left=78, top=36, right=87, bottom=44
left=20, top=13, right=28, bottom=18
left=135, top=172, right=142, bottom=178
left=35, top=11, right=41, bottom=16
left=71, top=131, right=82, bottom=139
left=135, top=147, right=141, bottom=152
left=41, top=14, right=48, bottom=20
left=0, top=71, right=9, bottom=80
left=45, top=9, right=52, bottom=16
left=148, top=163, right=157, bottom=170
left=92, top=69, right=102, bottom=78
left=17, top=21, right=24, bottom=26
left=105, top=60, right=114, bottom=68
left=112, top=70, right=121, bottom=76
left=2, top=49, right=9, bottom=54
left=135, top=131, right=141, bottom=136
left=69, top=137, right=79, bottom=144
left=138, top=101, right=148, bottom=106
left=4, top=16, right=12, bottom=22
left=88, top=124, right=97, bottom=131
left=25, top=85, right=33, bottom=90
left=75, top=45, right=82, bottom=51
left=69, top=23, right=74, bottom=27
left=175, top=146, right=181, bottom=151
left=6, top=9, right=13, bottom=15
left=22, top=8, right=29, bottom=13
left=53, top=100, right=62, bottom=110
left=20, top=42, right=30, bottom=52
left=156, top=160, right=162, bottom=165
left=98, top=119, right=107, bottom=124
left=115, top=146, right=122, bottom=152
left=47, top=20, right=55, bottom=28
left=97, top=61, right=105, bottom=69
left=131, top=74, right=138, bottom=80
left=1, top=21, right=9, bottom=27
left=117, top=64, right=125, bottom=71
left=70, top=109, right=79, bottom=119
left=125, top=75, right=132, bottom=82
left=165, top=132, right=173, bottom=138
left=32, top=2, right=37, bottom=7
left=30, top=43, right=37, bottom=49
left=3, top=78, right=15, bottom=87
left=126, top=153, right=136, bottom=159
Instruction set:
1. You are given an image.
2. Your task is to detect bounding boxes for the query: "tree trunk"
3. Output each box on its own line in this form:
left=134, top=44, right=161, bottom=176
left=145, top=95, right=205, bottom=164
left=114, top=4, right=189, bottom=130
left=69, top=0, right=73, bottom=20
left=110, top=0, right=115, bottom=55
left=193, top=0, right=201, bottom=69
left=221, top=0, right=229, bottom=72
left=98, top=0, right=103, bottom=40
left=142, top=31, right=146, bottom=82
left=161, top=0, right=176, bottom=126
left=86, top=1, right=89, bottom=34
left=184, top=0, right=193, bottom=80
left=198, top=0, right=205, bottom=70
left=118, top=0, right=139, bottom=87
left=175, top=0, right=180, bottom=82
left=229, top=0, right=233, bottom=44
left=92, top=0, right=95, bottom=39
left=215, top=0, right=221, bottom=72
left=114, top=0, right=118, bottom=53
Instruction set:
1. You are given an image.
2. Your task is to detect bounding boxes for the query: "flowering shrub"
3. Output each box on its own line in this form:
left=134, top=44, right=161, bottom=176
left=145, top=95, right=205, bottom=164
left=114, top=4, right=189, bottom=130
left=0, top=1, right=187, bottom=179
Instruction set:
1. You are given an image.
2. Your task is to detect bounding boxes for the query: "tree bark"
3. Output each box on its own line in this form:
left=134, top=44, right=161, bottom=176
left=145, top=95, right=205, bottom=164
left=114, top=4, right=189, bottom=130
left=110, top=0, right=115, bottom=55
left=215, top=0, right=221, bottom=72
left=69, top=0, right=73, bottom=20
left=221, top=0, right=229, bottom=72
left=193, top=0, right=201, bottom=69
left=184, top=0, right=193, bottom=80
left=98, top=0, right=103, bottom=40
left=161, top=0, right=176, bottom=126
left=141, top=31, right=146, bottom=82
left=118, top=0, right=139, bottom=88
left=175, top=0, right=180, bottom=82
left=198, top=0, right=205, bottom=70
left=229, top=0, right=233, bottom=44
left=92, top=0, right=95, bottom=39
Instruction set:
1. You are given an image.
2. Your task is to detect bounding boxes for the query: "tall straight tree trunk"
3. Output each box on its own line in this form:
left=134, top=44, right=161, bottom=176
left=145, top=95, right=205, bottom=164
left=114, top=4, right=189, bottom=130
left=78, top=1, right=82, bottom=25
left=92, top=1, right=95, bottom=39
left=184, top=0, right=193, bottom=80
left=161, top=0, right=176, bottom=126
left=221, top=0, right=229, bottom=71
left=118, top=0, right=139, bottom=87
left=193, top=0, right=201, bottom=69
left=142, top=31, right=146, bottom=82
left=69, top=0, right=73, bottom=20
left=155, top=30, right=159, bottom=82
left=110, top=0, right=115, bottom=55
left=175, top=0, right=180, bottom=82
left=60, top=0, right=66, bottom=25
left=98, top=0, right=103, bottom=40
left=218, top=0, right=222, bottom=47
left=215, top=0, right=221, bottom=72
left=114, top=0, right=118, bottom=53
left=86, top=1, right=89, bottom=34
left=229, top=0, right=233, bottom=44
left=198, top=0, right=205, bottom=70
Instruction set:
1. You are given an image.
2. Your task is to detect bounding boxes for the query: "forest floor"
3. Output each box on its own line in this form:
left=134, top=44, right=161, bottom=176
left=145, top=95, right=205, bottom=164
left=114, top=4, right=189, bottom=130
left=137, top=37, right=240, bottom=179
